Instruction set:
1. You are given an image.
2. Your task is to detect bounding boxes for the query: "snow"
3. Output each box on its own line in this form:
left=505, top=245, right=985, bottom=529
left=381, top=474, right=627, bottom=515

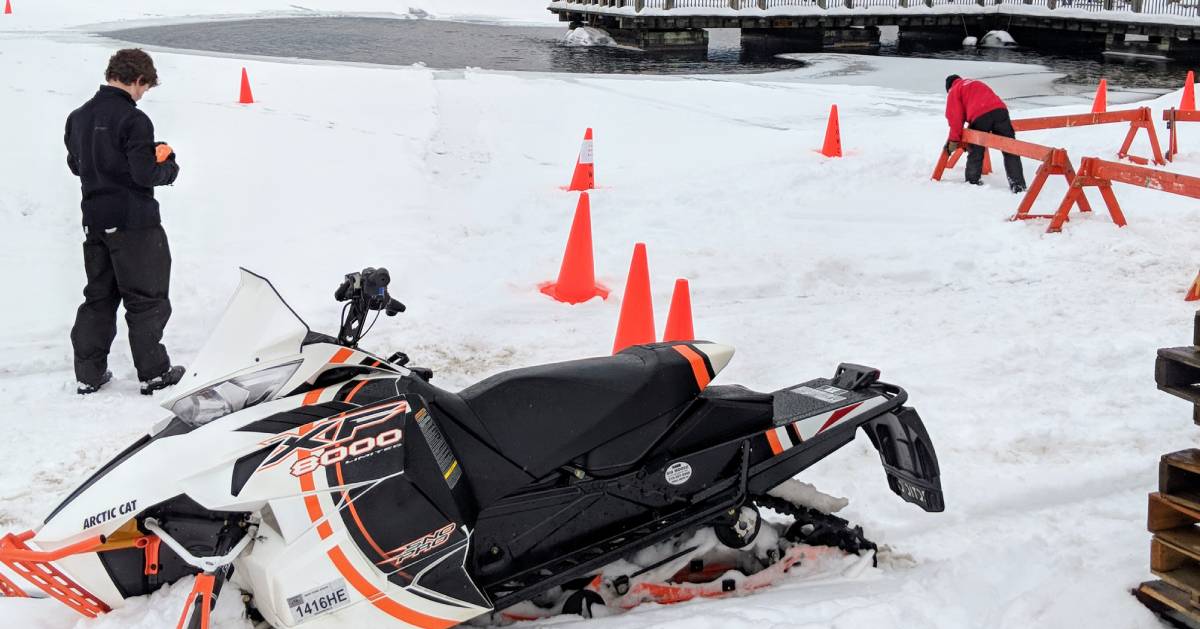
left=2, top=2, right=1200, bottom=629
left=563, top=26, right=621, bottom=49
left=547, top=0, right=1200, bottom=27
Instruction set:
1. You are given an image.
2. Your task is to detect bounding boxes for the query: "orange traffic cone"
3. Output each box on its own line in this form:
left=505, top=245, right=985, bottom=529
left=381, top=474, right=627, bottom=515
left=3, top=1, right=11, bottom=15
left=1091, top=79, right=1107, bottom=114
left=539, top=193, right=609, bottom=304
left=662, top=279, right=695, bottom=342
left=1183, top=71, right=1196, bottom=112
left=238, top=68, right=254, bottom=104
left=818, top=105, right=842, bottom=158
left=567, top=128, right=595, bottom=191
left=1187, top=270, right=1200, bottom=302
left=982, top=149, right=993, bottom=176
left=612, top=243, right=655, bottom=354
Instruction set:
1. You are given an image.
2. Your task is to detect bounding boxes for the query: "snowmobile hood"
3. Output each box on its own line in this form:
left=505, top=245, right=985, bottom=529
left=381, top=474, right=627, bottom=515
left=162, top=269, right=310, bottom=408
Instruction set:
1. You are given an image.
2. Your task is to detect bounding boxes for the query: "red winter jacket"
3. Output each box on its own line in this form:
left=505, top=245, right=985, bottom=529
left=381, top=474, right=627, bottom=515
left=945, top=78, right=1007, bottom=142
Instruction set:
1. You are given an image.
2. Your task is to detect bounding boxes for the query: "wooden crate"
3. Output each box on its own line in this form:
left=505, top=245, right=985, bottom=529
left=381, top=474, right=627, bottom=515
left=1136, top=580, right=1200, bottom=629
left=1162, top=452, right=1200, bottom=513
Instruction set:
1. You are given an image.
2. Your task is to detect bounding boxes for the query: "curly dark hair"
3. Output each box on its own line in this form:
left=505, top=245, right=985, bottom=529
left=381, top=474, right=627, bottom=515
left=105, top=49, right=159, bottom=87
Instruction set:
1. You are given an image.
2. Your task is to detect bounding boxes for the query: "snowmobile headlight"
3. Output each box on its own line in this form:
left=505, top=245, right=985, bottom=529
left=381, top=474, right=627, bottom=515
left=172, top=361, right=302, bottom=427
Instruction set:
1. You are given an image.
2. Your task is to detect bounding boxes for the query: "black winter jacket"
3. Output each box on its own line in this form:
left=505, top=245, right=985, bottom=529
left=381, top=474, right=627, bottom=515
left=65, top=86, right=180, bottom=230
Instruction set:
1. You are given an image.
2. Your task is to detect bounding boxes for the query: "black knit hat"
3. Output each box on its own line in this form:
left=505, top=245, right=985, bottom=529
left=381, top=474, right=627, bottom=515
left=945, top=74, right=961, bottom=93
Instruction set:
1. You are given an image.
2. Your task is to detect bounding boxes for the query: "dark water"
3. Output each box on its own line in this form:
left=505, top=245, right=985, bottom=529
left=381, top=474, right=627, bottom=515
left=105, top=18, right=803, bottom=75
left=105, top=17, right=1194, bottom=88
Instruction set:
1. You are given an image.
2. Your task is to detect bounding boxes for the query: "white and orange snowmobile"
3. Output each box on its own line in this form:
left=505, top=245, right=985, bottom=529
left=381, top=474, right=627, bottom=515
left=0, top=268, right=944, bottom=628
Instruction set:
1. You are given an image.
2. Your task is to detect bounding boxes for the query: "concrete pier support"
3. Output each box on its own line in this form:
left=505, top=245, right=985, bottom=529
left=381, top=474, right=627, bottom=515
left=741, top=26, right=879, bottom=54
left=608, top=27, right=709, bottom=52
left=741, top=28, right=824, bottom=54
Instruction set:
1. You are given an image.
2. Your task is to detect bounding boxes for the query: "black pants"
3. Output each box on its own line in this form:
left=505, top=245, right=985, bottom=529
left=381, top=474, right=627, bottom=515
left=966, top=107, right=1027, bottom=188
left=71, top=225, right=173, bottom=385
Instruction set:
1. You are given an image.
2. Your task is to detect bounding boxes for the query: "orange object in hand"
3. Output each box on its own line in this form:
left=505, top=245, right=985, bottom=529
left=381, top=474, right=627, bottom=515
left=155, top=144, right=174, bottom=163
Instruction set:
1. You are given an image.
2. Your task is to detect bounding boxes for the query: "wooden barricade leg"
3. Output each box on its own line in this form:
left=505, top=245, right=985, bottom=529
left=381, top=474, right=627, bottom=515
left=1167, top=109, right=1179, bottom=163
left=1061, top=156, right=1094, bottom=214
left=1119, top=108, right=1167, bottom=166
left=1098, top=182, right=1127, bottom=227
left=1048, top=179, right=1088, bottom=233
left=1011, top=162, right=1052, bottom=221
left=946, top=147, right=964, bottom=170
left=932, top=148, right=951, bottom=181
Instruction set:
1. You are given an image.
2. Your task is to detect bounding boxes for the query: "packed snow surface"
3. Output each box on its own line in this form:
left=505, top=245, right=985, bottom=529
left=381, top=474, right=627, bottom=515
left=2, top=2, right=1199, bottom=628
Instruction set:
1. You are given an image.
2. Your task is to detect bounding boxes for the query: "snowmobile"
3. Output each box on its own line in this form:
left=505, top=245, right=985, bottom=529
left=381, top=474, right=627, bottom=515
left=0, top=267, right=944, bottom=628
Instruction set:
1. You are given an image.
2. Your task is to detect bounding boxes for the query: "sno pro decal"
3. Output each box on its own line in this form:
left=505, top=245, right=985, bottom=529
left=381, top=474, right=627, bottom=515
left=287, top=578, right=350, bottom=622
left=82, top=500, right=137, bottom=529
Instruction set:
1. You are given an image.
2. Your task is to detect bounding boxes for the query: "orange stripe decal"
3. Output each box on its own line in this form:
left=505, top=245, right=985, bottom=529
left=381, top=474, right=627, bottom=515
left=330, top=348, right=354, bottom=364
left=672, top=345, right=711, bottom=390
left=344, top=380, right=369, bottom=403
left=297, top=469, right=456, bottom=627
left=765, top=429, right=784, bottom=455
left=302, top=387, right=326, bottom=406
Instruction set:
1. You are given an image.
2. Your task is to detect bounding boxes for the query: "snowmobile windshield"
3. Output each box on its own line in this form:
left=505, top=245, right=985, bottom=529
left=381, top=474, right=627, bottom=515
left=163, top=269, right=310, bottom=408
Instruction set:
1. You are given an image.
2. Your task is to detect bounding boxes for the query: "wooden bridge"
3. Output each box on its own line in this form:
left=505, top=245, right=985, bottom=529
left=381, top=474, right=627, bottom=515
left=547, top=0, right=1200, bottom=58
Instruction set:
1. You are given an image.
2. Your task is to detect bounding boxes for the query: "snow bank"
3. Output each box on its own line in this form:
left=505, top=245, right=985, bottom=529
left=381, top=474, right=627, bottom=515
left=563, top=26, right=619, bottom=48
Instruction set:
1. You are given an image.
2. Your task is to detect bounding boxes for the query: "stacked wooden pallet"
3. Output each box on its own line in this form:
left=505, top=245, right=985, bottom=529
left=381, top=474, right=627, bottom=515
left=1136, top=313, right=1200, bottom=627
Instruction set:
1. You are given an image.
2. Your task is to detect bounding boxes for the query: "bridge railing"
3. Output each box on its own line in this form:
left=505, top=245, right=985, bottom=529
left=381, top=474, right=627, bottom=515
left=556, top=0, right=1199, bottom=18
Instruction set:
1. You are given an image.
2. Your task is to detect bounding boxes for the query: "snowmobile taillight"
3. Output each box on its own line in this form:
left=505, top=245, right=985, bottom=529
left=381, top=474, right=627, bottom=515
left=0, top=530, right=111, bottom=617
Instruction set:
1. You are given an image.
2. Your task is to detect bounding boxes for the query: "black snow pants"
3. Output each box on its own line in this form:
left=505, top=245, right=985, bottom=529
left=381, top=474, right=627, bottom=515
left=71, top=225, right=173, bottom=385
left=966, top=107, right=1027, bottom=188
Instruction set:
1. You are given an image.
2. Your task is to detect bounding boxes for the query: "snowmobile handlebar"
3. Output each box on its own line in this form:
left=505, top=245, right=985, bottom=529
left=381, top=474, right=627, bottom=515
left=335, top=267, right=406, bottom=316
left=335, top=267, right=405, bottom=347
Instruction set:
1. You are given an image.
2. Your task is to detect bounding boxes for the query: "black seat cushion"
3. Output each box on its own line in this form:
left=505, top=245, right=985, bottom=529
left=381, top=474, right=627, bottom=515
left=457, top=344, right=705, bottom=477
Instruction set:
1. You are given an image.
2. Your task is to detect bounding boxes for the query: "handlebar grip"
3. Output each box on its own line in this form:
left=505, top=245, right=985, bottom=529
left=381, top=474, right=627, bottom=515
left=385, top=298, right=406, bottom=316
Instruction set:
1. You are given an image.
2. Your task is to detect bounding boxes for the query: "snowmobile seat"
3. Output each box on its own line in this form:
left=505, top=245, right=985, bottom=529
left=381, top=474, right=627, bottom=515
left=456, top=343, right=730, bottom=478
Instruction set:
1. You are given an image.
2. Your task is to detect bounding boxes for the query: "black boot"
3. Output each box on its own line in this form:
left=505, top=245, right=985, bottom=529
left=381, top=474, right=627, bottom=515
left=141, top=365, right=185, bottom=395
left=77, top=371, right=113, bottom=395
left=1010, top=181, right=1027, bottom=194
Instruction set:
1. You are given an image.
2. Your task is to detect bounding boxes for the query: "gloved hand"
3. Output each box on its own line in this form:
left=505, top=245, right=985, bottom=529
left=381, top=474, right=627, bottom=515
left=944, top=140, right=961, bottom=155
left=154, top=142, right=175, bottom=164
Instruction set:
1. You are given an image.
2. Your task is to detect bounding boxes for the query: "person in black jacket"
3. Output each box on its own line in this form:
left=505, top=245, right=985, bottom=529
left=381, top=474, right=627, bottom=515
left=65, top=49, right=185, bottom=395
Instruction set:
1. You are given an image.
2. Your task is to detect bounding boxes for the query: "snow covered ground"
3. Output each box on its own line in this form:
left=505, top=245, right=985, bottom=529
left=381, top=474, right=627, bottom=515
left=2, top=2, right=1200, bottom=628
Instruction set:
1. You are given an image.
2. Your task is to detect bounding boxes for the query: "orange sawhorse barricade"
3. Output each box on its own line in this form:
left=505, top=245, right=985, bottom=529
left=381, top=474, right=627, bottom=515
left=1164, top=108, right=1200, bottom=162
left=932, top=129, right=1093, bottom=231
left=940, top=107, right=1166, bottom=174
left=1053, top=157, right=1200, bottom=233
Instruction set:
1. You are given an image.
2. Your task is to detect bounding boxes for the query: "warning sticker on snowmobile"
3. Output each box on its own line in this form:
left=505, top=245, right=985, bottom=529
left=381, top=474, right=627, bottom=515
left=664, top=461, right=692, bottom=486
left=287, top=578, right=349, bottom=622
left=791, top=385, right=847, bottom=404
left=416, top=407, right=461, bottom=488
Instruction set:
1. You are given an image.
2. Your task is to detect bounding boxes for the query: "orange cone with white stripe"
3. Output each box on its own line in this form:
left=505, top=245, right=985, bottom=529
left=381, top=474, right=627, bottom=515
left=663, top=279, right=695, bottom=342
left=567, top=128, right=595, bottom=191
left=540, top=192, right=609, bottom=304
left=1183, top=71, right=1196, bottom=112
left=612, top=243, right=655, bottom=354
left=1092, top=79, right=1107, bottom=114
left=1187, top=269, right=1200, bottom=302
left=3, top=1, right=11, bottom=15
left=818, top=105, right=842, bottom=158
left=238, top=68, right=254, bottom=104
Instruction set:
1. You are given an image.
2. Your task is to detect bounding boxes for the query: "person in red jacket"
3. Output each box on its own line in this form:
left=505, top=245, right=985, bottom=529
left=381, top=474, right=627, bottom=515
left=944, top=75, right=1027, bottom=193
